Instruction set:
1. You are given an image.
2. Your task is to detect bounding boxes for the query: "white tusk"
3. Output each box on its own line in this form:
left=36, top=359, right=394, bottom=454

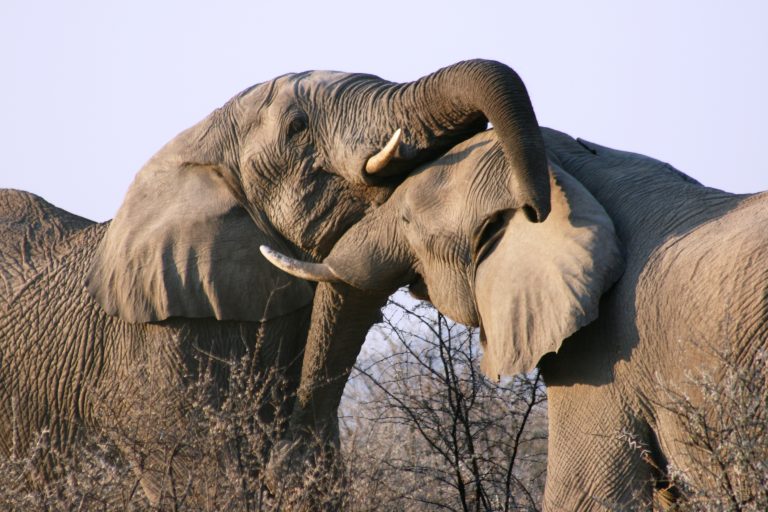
left=259, top=245, right=340, bottom=283
left=364, top=128, right=402, bottom=174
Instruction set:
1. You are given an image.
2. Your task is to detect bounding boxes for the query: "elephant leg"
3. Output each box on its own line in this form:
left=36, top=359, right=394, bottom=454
left=543, top=384, right=656, bottom=511
left=97, top=374, right=204, bottom=506
left=251, top=307, right=312, bottom=432
left=93, top=325, right=209, bottom=506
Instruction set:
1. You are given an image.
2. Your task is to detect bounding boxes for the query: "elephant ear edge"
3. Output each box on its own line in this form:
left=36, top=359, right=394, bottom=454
left=86, top=159, right=314, bottom=324
left=475, top=165, right=623, bottom=377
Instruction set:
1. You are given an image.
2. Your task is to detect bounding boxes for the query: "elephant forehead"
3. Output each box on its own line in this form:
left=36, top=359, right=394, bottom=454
left=404, top=164, right=466, bottom=212
left=402, top=140, right=513, bottom=229
left=237, top=70, right=378, bottom=132
left=236, top=71, right=341, bottom=111
left=294, top=70, right=384, bottom=102
left=299, top=70, right=355, bottom=86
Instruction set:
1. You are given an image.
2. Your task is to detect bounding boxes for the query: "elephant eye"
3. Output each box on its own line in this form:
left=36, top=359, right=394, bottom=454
left=286, top=115, right=308, bottom=139
left=473, top=210, right=510, bottom=265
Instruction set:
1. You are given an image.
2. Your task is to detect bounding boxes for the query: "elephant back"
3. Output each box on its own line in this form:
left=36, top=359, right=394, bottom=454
left=0, top=189, right=95, bottom=305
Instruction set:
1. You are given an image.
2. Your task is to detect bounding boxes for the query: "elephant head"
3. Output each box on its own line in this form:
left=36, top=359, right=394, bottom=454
left=85, top=60, right=551, bottom=327
left=263, top=130, right=624, bottom=377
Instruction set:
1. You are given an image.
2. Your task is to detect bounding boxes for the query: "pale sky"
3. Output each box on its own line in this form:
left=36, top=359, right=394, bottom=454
left=2, top=1, right=767, bottom=222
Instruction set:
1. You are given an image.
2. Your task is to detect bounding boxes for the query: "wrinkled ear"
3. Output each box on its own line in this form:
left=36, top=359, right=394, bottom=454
left=475, top=166, right=623, bottom=377
left=86, top=148, right=313, bottom=324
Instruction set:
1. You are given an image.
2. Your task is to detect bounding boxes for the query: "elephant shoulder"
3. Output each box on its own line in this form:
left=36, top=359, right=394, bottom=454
left=0, top=189, right=97, bottom=303
left=637, top=192, right=768, bottom=348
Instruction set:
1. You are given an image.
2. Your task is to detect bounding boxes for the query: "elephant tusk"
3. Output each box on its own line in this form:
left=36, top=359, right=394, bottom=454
left=259, top=245, right=341, bottom=283
left=364, top=128, right=402, bottom=174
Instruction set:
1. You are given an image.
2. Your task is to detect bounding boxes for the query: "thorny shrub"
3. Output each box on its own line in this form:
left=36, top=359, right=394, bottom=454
left=2, top=295, right=767, bottom=512
left=0, top=353, right=346, bottom=511
left=659, top=347, right=768, bottom=511
left=339, top=298, right=548, bottom=512
left=0, top=294, right=549, bottom=511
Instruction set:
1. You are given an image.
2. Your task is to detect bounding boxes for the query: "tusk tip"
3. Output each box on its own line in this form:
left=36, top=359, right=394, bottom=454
left=259, top=245, right=278, bottom=262
left=389, top=128, right=403, bottom=149
left=260, top=245, right=291, bottom=270
left=259, top=244, right=273, bottom=257
left=259, top=245, right=340, bottom=283
left=365, top=128, right=403, bottom=175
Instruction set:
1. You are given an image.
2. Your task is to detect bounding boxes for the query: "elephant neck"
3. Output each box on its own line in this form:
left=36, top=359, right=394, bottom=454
left=567, top=161, right=743, bottom=252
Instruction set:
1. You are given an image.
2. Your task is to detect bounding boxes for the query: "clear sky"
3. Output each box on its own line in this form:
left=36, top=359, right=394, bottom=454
left=1, top=1, right=767, bottom=222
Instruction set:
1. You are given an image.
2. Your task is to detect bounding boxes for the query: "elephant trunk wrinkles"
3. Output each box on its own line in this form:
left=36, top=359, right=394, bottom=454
left=291, top=282, right=388, bottom=437
left=385, top=59, right=551, bottom=221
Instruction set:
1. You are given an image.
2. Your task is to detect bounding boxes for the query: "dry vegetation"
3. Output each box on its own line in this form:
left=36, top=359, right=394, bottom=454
left=1, top=294, right=766, bottom=511
left=340, top=298, right=548, bottom=511
left=0, top=354, right=320, bottom=511
left=658, top=347, right=768, bottom=511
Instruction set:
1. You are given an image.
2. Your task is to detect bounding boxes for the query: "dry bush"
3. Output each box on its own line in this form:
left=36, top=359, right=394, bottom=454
left=0, top=352, right=347, bottom=511
left=0, top=295, right=549, bottom=511
left=657, top=347, right=768, bottom=511
left=340, top=297, right=548, bottom=511
left=10, top=294, right=765, bottom=512
left=0, top=427, right=141, bottom=510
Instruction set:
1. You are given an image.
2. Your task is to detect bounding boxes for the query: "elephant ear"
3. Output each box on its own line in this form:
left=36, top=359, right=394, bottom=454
left=86, top=123, right=313, bottom=324
left=475, top=166, right=623, bottom=377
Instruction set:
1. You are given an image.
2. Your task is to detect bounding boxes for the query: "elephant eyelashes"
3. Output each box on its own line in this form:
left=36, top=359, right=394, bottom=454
left=286, top=116, right=308, bottom=139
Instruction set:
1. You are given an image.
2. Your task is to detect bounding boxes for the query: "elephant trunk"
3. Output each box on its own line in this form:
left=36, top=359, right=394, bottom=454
left=376, top=59, right=551, bottom=222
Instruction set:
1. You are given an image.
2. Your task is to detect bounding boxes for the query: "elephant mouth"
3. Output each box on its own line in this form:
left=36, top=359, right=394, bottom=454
left=478, top=324, right=489, bottom=350
left=407, top=274, right=430, bottom=301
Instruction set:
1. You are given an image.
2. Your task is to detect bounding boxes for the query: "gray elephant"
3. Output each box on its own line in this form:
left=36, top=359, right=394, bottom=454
left=0, top=60, right=551, bottom=503
left=265, top=127, right=768, bottom=510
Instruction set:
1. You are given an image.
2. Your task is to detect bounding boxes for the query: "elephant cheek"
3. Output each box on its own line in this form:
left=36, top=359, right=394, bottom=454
left=422, top=272, right=480, bottom=327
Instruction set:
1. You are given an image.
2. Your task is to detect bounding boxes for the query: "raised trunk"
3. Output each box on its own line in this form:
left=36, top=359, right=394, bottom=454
left=369, top=60, right=550, bottom=221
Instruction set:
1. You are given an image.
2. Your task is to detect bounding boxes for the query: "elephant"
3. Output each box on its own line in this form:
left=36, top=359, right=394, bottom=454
left=0, top=60, right=552, bottom=504
left=264, top=127, right=768, bottom=510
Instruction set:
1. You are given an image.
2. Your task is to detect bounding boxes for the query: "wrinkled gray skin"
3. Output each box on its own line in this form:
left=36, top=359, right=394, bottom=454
left=272, top=128, right=768, bottom=510
left=0, top=60, right=551, bottom=503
